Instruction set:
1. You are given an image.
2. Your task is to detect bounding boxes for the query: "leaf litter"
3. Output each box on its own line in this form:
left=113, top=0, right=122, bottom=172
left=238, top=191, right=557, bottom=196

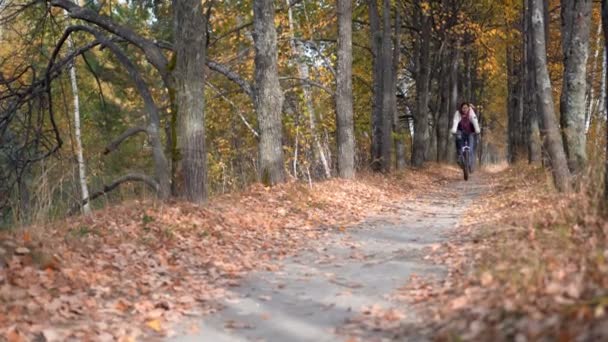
left=0, top=168, right=450, bottom=341
left=391, top=165, right=608, bottom=341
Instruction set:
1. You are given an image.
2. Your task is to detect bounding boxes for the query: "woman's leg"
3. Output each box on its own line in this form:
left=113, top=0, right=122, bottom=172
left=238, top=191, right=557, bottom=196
left=468, top=134, right=476, bottom=171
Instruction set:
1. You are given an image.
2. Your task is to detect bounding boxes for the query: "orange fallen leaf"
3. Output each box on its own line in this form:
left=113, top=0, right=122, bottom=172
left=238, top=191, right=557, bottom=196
left=6, top=328, right=26, bottom=342
left=146, top=319, right=163, bottom=332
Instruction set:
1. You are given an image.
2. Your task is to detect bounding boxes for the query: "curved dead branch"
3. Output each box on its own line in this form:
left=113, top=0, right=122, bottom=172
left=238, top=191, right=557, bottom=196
left=104, top=126, right=148, bottom=155
left=70, top=173, right=160, bottom=214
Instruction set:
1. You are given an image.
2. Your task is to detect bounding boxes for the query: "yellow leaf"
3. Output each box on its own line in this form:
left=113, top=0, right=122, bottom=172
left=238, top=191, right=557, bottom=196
left=146, top=319, right=163, bottom=332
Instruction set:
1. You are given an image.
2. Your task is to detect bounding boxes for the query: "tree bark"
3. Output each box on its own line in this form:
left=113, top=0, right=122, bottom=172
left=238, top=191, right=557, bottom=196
left=507, top=42, right=526, bottom=163
left=368, top=0, right=383, bottom=171
left=560, top=0, right=592, bottom=173
left=336, top=0, right=356, bottom=178
left=173, top=0, right=208, bottom=202
left=380, top=0, right=393, bottom=172
left=436, top=45, right=450, bottom=163
left=531, top=0, right=571, bottom=192
left=253, top=0, right=286, bottom=185
left=525, top=0, right=542, bottom=163
left=412, top=13, right=432, bottom=167
left=585, top=22, right=602, bottom=133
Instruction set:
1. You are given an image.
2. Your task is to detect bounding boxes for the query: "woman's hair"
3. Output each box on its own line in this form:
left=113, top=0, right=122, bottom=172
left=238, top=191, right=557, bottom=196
left=460, top=102, right=470, bottom=110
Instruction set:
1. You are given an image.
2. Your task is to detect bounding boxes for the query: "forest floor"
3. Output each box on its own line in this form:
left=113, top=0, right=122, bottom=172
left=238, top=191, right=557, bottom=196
left=1, top=164, right=607, bottom=341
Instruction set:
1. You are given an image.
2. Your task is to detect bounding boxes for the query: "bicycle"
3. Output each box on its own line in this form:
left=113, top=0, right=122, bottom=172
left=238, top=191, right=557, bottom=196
left=455, top=131, right=473, bottom=181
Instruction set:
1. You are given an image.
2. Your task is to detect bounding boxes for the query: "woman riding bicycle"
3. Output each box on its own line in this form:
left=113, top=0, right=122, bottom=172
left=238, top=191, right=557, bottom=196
left=451, top=102, right=481, bottom=171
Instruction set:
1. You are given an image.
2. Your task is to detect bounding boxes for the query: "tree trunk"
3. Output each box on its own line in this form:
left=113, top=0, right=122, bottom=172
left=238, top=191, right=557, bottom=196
left=412, top=13, right=432, bottom=167
left=436, top=46, right=450, bottom=162
left=560, top=0, right=592, bottom=173
left=64, top=11, right=91, bottom=215
left=601, top=0, right=608, bottom=203
left=525, top=0, right=542, bottom=163
left=336, top=0, right=355, bottom=178
left=531, top=0, right=571, bottom=192
left=586, top=21, right=603, bottom=133
left=368, top=0, right=383, bottom=171
left=173, top=0, right=208, bottom=202
left=380, top=0, right=393, bottom=172
left=253, top=0, right=285, bottom=185
left=447, top=40, right=459, bottom=164
left=393, top=7, right=406, bottom=170
left=285, top=0, right=331, bottom=179
left=507, top=42, right=526, bottom=163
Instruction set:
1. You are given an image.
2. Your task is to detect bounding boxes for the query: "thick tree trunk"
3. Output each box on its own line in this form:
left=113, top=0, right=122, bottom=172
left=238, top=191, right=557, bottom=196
left=285, top=0, right=331, bottom=178
left=531, top=0, right=571, bottom=192
left=173, top=0, right=207, bottom=202
left=436, top=47, right=450, bottom=162
left=336, top=0, right=355, bottom=178
left=380, top=0, right=393, bottom=172
left=368, top=0, right=383, bottom=171
left=393, top=7, right=406, bottom=170
left=412, top=14, right=432, bottom=167
left=525, top=0, right=542, bottom=163
left=64, top=11, right=91, bottom=215
left=560, top=0, right=592, bottom=173
left=253, top=0, right=285, bottom=185
left=507, top=42, right=526, bottom=163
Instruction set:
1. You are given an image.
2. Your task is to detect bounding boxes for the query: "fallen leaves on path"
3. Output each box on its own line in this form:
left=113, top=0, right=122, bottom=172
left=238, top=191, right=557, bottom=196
left=394, top=165, right=608, bottom=341
left=0, top=167, right=450, bottom=341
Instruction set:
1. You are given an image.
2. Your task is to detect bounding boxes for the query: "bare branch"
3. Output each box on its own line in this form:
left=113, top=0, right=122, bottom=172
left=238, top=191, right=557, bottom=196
left=70, top=173, right=160, bottom=214
left=49, top=0, right=169, bottom=81
left=280, top=77, right=335, bottom=97
left=207, top=59, right=254, bottom=98
left=206, top=82, right=259, bottom=138
left=103, top=126, right=148, bottom=155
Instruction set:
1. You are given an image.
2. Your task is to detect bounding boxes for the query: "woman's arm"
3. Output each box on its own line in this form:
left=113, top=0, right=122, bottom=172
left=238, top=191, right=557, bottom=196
left=471, top=110, right=481, bottom=134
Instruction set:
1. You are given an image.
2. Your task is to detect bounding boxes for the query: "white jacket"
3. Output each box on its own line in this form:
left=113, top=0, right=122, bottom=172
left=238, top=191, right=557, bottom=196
left=451, top=109, right=481, bottom=134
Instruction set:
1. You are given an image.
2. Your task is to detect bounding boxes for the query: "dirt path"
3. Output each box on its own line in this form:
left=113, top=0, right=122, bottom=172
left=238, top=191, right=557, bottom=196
left=169, top=177, right=485, bottom=342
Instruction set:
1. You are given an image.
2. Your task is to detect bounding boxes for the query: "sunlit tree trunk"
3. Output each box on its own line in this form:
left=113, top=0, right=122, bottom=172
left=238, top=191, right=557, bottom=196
left=601, top=0, right=608, bottom=203
left=531, top=0, right=571, bottom=192
left=586, top=22, right=603, bottom=133
left=336, top=0, right=355, bottom=178
left=64, top=10, right=91, bottom=215
left=560, top=0, right=593, bottom=174
left=253, top=0, right=285, bottom=185
left=173, top=0, right=208, bottom=202
left=285, top=0, right=331, bottom=178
